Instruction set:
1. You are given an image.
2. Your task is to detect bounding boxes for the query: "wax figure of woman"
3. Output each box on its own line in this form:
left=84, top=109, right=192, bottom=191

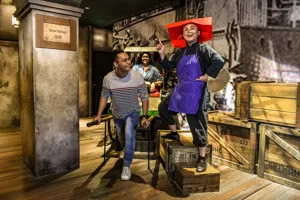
left=157, top=18, right=224, bottom=172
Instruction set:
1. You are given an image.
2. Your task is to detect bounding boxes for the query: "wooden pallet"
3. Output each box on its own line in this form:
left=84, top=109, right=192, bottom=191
left=258, top=124, right=300, bottom=190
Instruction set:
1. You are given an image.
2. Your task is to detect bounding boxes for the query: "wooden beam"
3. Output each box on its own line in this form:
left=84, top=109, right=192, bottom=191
left=258, top=124, right=266, bottom=178
left=264, top=129, right=300, bottom=163
left=208, top=126, right=249, bottom=166
left=124, top=47, right=157, bottom=52
left=250, top=83, right=297, bottom=98
left=249, top=123, right=258, bottom=173
left=296, top=83, right=300, bottom=129
left=249, top=108, right=296, bottom=127
left=250, top=96, right=296, bottom=113
left=264, top=172, right=300, bottom=190
left=208, top=112, right=252, bottom=128
left=265, top=124, right=300, bottom=137
left=240, top=82, right=250, bottom=121
left=0, top=40, right=18, bottom=47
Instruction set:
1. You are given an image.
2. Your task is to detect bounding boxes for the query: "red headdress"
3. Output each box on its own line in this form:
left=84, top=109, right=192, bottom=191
left=166, top=17, right=213, bottom=48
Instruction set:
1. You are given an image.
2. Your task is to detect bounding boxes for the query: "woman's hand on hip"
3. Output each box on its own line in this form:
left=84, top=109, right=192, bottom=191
left=196, top=74, right=209, bottom=82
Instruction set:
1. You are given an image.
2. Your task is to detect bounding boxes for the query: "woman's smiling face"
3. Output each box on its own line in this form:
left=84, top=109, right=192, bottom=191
left=183, top=23, right=200, bottom=44
left=141, top=53, right=151, bottom=65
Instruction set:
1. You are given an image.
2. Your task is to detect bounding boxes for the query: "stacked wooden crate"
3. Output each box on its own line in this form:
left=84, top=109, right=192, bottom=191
left=208, top=111, right=258, bottom=174
left=258, top=124, right=300, bottom=190
left=157, top=130, right=212, bottom=174
left=235, top=82, right=300, bottom=128
left=173, top=164, right=220, bottom=194
left=157, top=130, right=219, bottom=193
left=234, top=81, right=300, bottom=190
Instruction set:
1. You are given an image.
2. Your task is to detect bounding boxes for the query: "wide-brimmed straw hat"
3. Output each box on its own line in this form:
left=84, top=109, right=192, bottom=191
left=207, top=67, right=231, bottom=93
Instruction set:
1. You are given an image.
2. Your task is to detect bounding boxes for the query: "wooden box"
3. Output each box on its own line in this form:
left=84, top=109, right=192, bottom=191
left=235, top=81, right=276, bottom=119
left=235, top=82, right=300, bottom=129
left=258, top=124, right=300, bottom=190
left=208, top=111, right=258, bottom=173
left=157, top=130, right=212, bottom=173
left=174, top=164, right=220, bottom=194
left=235, top=81, right=252, bottom=119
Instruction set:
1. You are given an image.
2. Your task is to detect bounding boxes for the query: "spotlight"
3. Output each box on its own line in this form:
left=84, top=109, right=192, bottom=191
left=12, top=15, right=19, bottom=28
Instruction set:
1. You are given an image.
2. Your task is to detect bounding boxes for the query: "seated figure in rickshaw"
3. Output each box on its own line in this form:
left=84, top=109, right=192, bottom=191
left=132, top=52, right=163, bottom=94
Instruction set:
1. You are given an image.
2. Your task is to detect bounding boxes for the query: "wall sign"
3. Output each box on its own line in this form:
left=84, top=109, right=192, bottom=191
left=36, top=14, right=76, bottom=51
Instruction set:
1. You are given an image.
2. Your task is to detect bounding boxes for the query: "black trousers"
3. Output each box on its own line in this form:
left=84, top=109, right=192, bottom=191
left=158, top=87, right=209, bottom=147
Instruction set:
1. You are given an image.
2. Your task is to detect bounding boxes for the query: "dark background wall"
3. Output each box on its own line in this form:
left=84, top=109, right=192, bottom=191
left=0, top=43, right=19, bottom=126
left=0, top=0, right=18, bottom=41
left=79, top=26, right=89, bottom=117
left=0, top=1, right=19, bottom=126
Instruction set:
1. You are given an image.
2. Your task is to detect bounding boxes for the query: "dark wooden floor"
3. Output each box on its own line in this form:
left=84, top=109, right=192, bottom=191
left=0, top=118, right=300, bottom=200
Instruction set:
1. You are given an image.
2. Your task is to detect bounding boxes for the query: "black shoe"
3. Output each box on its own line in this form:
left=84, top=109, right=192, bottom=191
left=161, top=132, right=180, bottom=140
left=196, top=159, right=207, bottom=172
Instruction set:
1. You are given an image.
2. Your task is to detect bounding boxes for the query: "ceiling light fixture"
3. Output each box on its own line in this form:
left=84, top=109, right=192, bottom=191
left=12, top=15, right=19, bottom=28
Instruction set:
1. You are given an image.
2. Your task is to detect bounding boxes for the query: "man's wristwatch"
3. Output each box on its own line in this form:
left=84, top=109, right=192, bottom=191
left=142, top=114, right=149, bottom=119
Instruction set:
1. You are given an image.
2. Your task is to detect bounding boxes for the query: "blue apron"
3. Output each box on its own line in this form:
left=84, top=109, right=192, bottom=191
left=168, top=47, right=204, bottom=114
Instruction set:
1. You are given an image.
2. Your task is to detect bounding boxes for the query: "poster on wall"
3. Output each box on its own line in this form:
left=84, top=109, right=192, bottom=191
left=35, top=14, right=77, bottom=51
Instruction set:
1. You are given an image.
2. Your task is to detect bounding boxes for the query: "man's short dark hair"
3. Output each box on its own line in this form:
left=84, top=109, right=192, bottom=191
left=111, top=49, right=124, bottom=63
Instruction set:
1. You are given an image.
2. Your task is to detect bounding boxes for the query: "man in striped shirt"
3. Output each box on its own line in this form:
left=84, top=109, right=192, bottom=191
left=93, top=50, right=150, bottom=181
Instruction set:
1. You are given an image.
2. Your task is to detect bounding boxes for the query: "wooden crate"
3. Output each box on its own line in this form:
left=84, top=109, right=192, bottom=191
left=157, top=130, right=212, bottom=173
left=258, top=124, right=300, bottom=190
left=235, top=81, right=275, bottom=119
left=235, top=82, right=300, bottom=129
left=174, top=164, right=220, bottom=194
left=235, top=81, right=251, bottom=119
left=208, top=111, right=258, bottom=173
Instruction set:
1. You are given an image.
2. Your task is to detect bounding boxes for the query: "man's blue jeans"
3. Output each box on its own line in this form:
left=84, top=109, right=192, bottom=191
left=114, top=111, right=140, bottom=166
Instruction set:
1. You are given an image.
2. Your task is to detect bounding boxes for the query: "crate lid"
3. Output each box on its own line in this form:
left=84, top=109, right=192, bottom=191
left=175, top=164, right=220, bottom=177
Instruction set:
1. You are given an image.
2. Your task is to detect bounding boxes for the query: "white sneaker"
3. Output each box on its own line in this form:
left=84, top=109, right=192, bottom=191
left=121, top=166, right=131, bottom=181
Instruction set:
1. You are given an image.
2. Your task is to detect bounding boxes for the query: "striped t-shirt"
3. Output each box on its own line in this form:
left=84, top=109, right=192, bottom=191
left=101, top=70, right=148, bottom=118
